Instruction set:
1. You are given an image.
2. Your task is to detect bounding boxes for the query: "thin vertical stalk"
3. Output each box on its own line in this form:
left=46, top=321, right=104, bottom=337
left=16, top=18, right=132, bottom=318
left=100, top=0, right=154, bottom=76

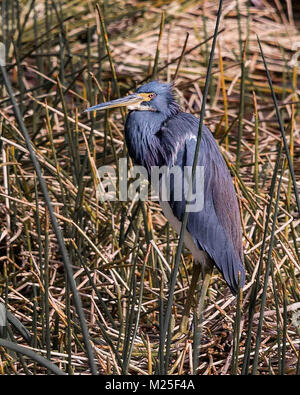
left=253, top=91, right=259, bottom=194
left=218, top=42, right=229, bottom=150
left=173, top=32, right=189, bottom=82
left=281, top=287, right=288, bottom=375
left=285, top=65, right=297, bottom=238
left=257, top=36, right=300, bottom=214
left=152, top=11, right=165, bottom=80
left=44, top=211, right=51, bottom=366
left=96, top=3, right=120, bottom=99
left=232, top=274, right=242, bottom=374
left=236, top=39, right=247, bottom=171
left=270, top=259, right=282, bottom=375
left=252, top=159, right=284, bottom=374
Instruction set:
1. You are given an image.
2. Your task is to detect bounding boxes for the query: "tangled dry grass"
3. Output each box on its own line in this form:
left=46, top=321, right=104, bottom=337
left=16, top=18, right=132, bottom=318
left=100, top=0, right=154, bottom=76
left=0, top=0, right=299, bottom=374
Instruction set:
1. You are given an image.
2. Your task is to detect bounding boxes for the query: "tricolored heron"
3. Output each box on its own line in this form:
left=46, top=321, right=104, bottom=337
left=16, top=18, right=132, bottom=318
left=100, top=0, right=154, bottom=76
left=85, top=81, right=245, bottom=332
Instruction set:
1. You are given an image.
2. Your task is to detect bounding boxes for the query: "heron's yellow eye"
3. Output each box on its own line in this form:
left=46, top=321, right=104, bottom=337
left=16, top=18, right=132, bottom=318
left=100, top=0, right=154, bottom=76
left=139, top=92, right=156, bottom=101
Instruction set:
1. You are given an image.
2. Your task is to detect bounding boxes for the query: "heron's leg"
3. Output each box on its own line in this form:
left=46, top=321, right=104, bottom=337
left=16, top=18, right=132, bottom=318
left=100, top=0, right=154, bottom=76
left=192, top=259, right=213, bottom=374
left=179, top=262, right=202, bottom=334
left=179, top=251, right=212, bottom=333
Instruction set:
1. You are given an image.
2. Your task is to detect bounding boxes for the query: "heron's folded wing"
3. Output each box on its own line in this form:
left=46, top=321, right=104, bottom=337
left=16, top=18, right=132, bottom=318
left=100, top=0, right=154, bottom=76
left=164, top=116, right=245, bottom=294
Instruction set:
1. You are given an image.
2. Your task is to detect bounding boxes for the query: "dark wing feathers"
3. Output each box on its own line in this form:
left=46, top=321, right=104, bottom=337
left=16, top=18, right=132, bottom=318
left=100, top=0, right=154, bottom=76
left=164, top=114, right=245, bottom=294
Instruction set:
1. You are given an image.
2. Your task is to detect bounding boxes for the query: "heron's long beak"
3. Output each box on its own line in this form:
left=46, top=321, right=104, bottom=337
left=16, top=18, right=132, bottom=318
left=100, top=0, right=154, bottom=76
left=84, top=93, right=145, bottom=112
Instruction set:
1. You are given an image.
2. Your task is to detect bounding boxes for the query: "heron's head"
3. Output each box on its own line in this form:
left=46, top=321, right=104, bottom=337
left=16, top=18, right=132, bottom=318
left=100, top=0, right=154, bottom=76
left=84, top=81, right=179, bottom=118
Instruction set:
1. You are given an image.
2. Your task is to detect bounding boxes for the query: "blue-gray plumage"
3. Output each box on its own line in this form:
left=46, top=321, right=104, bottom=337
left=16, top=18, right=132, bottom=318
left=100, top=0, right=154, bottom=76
left=85, top=81, right=245, bottom=294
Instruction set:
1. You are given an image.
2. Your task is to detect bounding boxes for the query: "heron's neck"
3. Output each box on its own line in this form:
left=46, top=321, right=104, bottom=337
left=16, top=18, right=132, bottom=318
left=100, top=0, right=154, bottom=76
left=125, top=111, right=177, bottom=174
